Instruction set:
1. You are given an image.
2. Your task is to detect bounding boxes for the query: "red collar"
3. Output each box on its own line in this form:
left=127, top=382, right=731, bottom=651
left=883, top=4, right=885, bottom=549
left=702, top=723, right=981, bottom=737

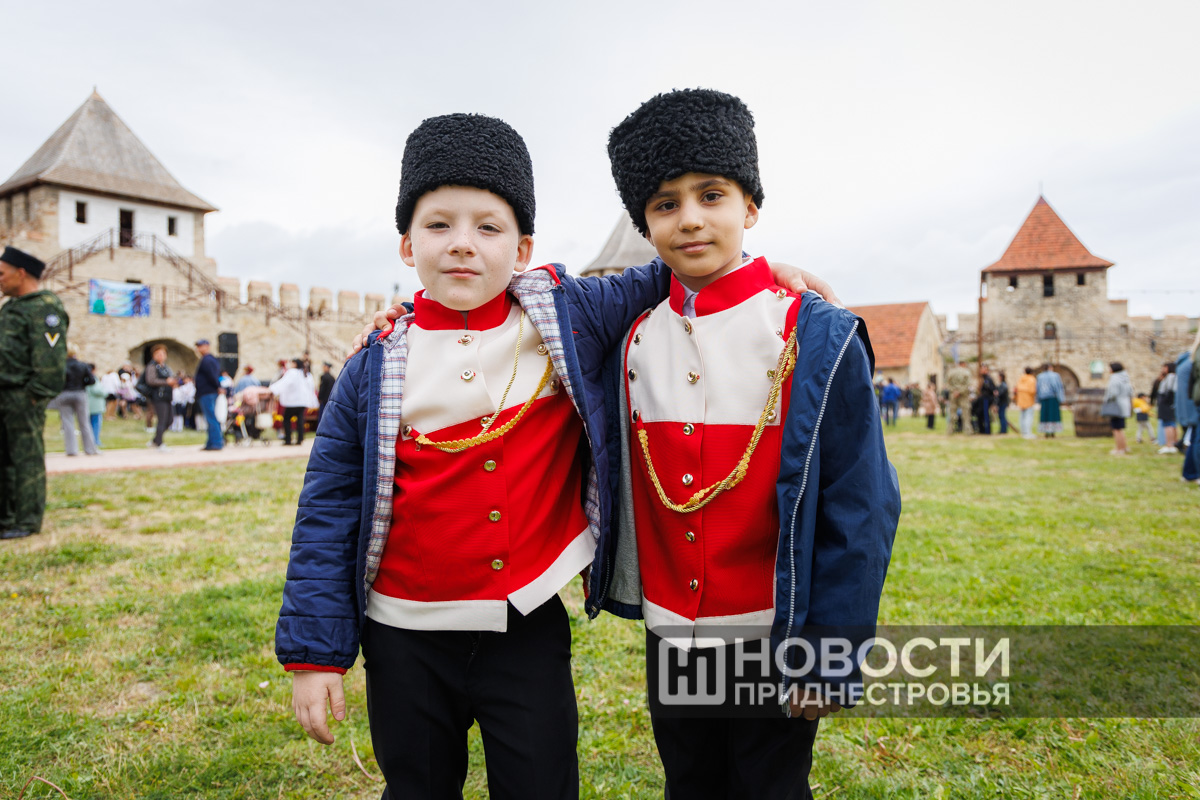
left=668, top=256, right=779, bottom=316
left=412, top=290, right=513, bottom=331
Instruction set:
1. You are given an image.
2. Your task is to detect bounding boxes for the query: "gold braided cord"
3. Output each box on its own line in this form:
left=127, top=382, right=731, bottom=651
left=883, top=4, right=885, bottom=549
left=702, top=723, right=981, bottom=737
left=415, top=312, right=557, bottom=453
left=637, top=326, right=799, bottom=513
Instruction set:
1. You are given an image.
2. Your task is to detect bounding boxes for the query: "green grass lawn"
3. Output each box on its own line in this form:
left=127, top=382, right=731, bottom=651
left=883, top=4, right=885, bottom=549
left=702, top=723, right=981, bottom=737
left=43, top=413, right=208, bottom=452
left=3, top=417, right=1198, bottom=798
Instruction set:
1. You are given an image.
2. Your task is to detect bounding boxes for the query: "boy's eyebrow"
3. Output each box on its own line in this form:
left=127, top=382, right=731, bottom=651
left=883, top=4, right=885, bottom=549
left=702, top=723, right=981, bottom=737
left=647, top=177, right=733, bottom=203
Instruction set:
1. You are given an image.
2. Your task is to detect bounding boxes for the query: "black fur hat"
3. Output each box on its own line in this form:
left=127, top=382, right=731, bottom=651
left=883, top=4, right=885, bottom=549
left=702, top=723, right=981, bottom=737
left=395, top=113, right=535, bottom=235
left=607, top=88, right=764, bottom=234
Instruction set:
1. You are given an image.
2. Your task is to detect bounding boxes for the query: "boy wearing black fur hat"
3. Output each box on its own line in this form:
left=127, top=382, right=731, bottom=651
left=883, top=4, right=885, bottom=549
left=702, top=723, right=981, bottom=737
left=598, top=89, right=900, bottom=798
left=276, top=111, right=820, bottom=798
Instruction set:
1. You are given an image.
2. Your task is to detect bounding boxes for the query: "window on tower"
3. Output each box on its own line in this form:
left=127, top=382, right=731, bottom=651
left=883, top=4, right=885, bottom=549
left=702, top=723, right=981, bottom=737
left=1008, top=276, right=1019, bottom=291
left=1043, top=275, right=1055, bottom=298
left=75, top=201, right=87, bottom=223
left=1044, top=322, right=1057, bottom=340
left=1076, top=273, right=1086, bottom=286
left=167, top=216, right=177, bottom=236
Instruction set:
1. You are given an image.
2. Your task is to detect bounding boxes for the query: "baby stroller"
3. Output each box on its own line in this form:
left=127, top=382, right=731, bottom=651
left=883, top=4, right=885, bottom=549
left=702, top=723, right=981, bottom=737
left=227, top=385, right=275, bottom=446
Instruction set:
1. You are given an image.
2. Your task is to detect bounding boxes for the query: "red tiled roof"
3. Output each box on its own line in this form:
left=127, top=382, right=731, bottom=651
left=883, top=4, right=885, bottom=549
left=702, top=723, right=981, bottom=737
left=847, top=301, right=930, bottom=369
left=982, top=196, right=1112, bottom=274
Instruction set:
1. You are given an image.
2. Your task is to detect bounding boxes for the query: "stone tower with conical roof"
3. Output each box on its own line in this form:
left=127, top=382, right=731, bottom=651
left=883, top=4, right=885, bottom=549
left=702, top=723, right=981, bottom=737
left=0, top=91, right=387, bottom=376
left=0, top=90, right=217, bottom=269
left=956, top=196, right=1195, bottom=397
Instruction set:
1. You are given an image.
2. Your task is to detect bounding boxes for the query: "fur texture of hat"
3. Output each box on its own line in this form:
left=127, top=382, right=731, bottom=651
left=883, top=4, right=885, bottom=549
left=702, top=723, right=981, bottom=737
left=395, top=113, right=535, bottom=235
left=607, top=88, right=763, bottom=234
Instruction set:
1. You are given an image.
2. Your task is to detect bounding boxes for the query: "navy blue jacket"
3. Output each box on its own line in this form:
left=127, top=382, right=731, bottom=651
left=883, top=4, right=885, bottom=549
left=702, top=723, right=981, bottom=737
left=275, top=263, right=669, bottom=670
left=593, top=291, right=901, bottom=705
left=194, top=353, right=222, bottom=396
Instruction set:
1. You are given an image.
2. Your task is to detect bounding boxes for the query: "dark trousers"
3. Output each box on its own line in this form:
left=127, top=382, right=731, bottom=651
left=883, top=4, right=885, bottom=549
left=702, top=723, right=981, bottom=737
left=926, top=413, right=936, bottom=429
left=979, top=397, right=992, bottom=434
left=0, top=389, right=49, bottom=532
left=281, top=406, right=305, bottom=444
left=1183, top=426, right=1199, bottom=482
left=361, top=596, right=579, bottom=800
left=998, top=402, right=1010, bottom=434
left=646, top=631, right=819, bottom=800
left=152, top=399, right=173, bottom=446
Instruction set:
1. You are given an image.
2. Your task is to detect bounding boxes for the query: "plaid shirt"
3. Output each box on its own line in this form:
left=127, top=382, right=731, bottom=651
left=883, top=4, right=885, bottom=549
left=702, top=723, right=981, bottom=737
left=362, top=266, right=601, bottom=593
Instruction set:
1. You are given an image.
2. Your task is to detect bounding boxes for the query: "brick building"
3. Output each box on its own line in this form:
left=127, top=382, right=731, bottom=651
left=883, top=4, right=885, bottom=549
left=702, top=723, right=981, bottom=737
left=0, top=91, right=393, bottom=377
left=847, top=302, right=943, bottom=387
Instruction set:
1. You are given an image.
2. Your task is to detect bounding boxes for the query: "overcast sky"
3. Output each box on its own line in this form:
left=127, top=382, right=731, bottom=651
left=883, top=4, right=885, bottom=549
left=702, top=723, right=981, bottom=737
left=4, top=0, right=1197, bottom=326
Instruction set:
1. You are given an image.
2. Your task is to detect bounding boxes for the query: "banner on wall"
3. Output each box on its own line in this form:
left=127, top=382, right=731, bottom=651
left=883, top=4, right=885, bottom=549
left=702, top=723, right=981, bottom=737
left=88, top=279, right=151, bottom=318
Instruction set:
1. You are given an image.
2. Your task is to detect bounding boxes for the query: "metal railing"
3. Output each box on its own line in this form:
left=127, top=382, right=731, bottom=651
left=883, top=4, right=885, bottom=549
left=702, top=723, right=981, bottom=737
left=40, top=228, right=349, bottom=362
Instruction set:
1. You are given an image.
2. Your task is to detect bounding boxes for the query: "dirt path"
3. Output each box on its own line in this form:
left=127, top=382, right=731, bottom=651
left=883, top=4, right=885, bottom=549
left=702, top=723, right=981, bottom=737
left=46, top=439, right=314, bottom=474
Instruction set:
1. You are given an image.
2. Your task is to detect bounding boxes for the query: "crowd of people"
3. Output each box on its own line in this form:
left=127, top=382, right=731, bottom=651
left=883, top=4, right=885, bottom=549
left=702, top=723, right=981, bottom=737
left=1101, top=343, right=1199, bottom=486
left=872, top=337, right=1199, bottom=485
left=48, top=344, right=338, bottom=454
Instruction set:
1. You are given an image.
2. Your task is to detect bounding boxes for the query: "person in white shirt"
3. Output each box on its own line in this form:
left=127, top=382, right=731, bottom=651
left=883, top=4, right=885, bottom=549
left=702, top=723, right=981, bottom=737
left=269, top=359, right=318, bottom=445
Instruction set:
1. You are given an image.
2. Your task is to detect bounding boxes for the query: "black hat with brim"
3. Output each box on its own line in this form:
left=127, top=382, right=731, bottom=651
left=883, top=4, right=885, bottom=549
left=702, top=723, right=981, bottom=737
left=1, top=246, right=46, bottom=279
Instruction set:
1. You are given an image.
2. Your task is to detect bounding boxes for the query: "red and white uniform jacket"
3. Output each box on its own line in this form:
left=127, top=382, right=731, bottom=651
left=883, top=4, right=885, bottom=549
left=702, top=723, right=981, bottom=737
left=365, top=289, right=594, bottom=632
left=624, top=257, right=801, bottom=648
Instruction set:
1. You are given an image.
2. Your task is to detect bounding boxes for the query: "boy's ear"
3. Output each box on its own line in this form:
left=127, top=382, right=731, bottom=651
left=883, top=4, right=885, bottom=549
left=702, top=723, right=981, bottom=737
left=513, top=234, right=534, bottom=272
left=399, top=233, right=416, bottom=267
left=643, top=230, right=655, bottom=247
left=743, top=196, right=760, bottom=230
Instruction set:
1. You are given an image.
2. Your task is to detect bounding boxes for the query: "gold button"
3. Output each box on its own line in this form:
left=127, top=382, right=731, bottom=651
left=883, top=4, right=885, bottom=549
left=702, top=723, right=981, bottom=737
left=628, top=369, right=637, bottom=381
left=689, top=579, right=699, bottom=591
left=489, top=510, right=501, bottom=523
left=458, top=334, right=474, bottom=345
left=682, top=423, right=694, bottom=435
left=461, top=370, right=476, bottom=382
left=484, top=460, right=497, bottom=472
left=775, top=327, right=784, bottom=337
left=536, top=343, right=548, bottom=356
left=767, top=369, right=776, bottom=380
left=683, top=320, right=693, bottom=334
left=402, top=424, right=412, bottom=436
left=631, top=409, right=640, bottom=422
left=776, top=289, right=787, bottom=299
left=491, top=559, right=504, bottom=570
left=685, top=531, right=696, bottom=542
left=633, top=333, right=643, bottom=345
left=682, top=474, right=694, bottom=486
left=687, top=371, right=700, bottom=384
left=550, top=380, right=560, bottom=393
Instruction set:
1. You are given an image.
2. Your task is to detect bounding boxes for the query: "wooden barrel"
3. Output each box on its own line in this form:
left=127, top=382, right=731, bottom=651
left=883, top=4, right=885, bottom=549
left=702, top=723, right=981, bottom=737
left=1071, top=387, right=1109, bottom=438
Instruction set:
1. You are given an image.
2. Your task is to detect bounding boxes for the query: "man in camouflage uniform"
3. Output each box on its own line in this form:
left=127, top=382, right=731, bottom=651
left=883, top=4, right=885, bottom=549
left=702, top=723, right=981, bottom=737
left=0, top=247, right=68, bottom=540
left=945, top=359, right=973, bottom=435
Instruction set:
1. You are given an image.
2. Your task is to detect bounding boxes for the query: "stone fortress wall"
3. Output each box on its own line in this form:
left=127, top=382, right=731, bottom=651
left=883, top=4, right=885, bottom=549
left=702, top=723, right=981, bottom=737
left=957, top=268, right=1196, bottom=398
left=2, top=185, right=398, bottom=378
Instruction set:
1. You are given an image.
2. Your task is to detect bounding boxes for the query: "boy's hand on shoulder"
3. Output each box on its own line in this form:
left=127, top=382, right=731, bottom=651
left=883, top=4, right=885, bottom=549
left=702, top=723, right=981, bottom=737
left=768, top=263, right=843, bottom=307
left=788, top=690, right=843, bottom=721
left=291, top=670, right=346, bottom=745
left=348, top=306, right=405, bottom=359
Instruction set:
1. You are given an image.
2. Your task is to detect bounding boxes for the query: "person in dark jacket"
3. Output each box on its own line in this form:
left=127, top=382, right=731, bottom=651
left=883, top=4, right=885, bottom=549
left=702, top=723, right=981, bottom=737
left=54, top=348, right=100, bottom=456
left=978, top=364, right=997, bottom=435
left=316, top=361, right=335, bottom=424
left=143, top=344, right=177, bottom=450
left=193, top=339, right=223, bottom=451
left=996, top=370, right=1012, bottom=434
